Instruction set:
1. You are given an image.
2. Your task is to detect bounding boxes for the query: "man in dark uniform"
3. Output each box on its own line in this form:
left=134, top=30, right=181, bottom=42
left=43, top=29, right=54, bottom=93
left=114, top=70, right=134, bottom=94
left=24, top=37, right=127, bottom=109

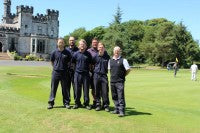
left=93, top=42, right=110, bottom=112
left=72, top=39, right=92, bottom=110
left=87, top=38, right=98, bottom=108
left=109, top=46, right=131, bottom=117
left=48, top=38, right=71, bottom=109
left=66, top=36, right=79, bottom=101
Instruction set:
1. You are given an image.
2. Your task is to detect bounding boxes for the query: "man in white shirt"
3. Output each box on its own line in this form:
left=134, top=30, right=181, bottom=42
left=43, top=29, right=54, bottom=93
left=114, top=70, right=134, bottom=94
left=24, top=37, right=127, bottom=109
left=190, top=62, right=198, bottom=81
left=108, top=46, right=131, bottom=117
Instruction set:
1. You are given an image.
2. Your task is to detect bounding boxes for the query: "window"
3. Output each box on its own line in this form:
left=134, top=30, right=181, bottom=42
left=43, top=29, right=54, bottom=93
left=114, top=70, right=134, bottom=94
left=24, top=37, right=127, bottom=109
left=32, top=44, right=35, bottom=52
left=9, top=38, right=16, bottom=52
left=37, top=39, right=45, bottom=53
left=0, top=42, right=3, bottom=52
left=32, top=39, right=35, bottom=45
left=32, top=39, right=35, bottom=52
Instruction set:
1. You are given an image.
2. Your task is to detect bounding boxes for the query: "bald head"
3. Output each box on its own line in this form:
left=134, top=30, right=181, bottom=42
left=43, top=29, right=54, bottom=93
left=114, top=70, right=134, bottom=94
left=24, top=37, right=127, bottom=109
left=69, top=36, right=75, bottom=47
left=57, top=38, right=65, bottom=50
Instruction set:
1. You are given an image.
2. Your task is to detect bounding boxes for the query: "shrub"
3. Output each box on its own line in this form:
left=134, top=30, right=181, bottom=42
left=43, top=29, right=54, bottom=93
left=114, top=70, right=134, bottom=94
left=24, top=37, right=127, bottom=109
left=14, top=54, right=22, bottom=60
left=25, top=55, right=38, bottom=61
left=38, top=58, right=44, bottom=61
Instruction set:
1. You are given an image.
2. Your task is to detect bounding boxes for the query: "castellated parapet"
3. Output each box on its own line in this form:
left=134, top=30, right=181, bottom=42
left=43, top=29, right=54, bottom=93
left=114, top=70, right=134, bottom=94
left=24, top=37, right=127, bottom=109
left=8, top=13, right=16, bottom=19
left=17, top=5, right=33, bottom=14
left=47, top=9, right=59, bottom=16
left=32, top=14, right=47, bottom=22
left=46, top=9, right=59, bottom=20
left=0, top=26, right=20, bottom=32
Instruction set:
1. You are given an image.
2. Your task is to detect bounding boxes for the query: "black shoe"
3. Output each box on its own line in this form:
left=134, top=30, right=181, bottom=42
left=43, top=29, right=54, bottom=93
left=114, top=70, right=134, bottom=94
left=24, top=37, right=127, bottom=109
left=105, top=107, right=110, bottom=112
left=91, top=101, right=96, bottom=109
left=95, top=106, right=101, bottom=111
left=118, top=112, right=125, bottom=117
left=111, top=110, right=119, bottom=114
left=85, top=105, right=92, bottom=110
left=65, top=104, right=71, bottom=109
left=47, top=104, right=53, bottom=109
left=73, top=104, right=79, bottom=109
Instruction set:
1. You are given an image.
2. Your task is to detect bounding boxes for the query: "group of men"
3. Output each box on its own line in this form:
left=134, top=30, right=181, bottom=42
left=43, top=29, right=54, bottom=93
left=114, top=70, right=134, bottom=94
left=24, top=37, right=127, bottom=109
left=47, top=37, right=131, bottom=117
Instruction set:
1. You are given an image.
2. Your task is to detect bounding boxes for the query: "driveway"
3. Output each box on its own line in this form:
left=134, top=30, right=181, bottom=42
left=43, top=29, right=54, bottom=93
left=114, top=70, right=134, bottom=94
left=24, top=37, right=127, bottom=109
left=0, top=60, right=51, bottom=66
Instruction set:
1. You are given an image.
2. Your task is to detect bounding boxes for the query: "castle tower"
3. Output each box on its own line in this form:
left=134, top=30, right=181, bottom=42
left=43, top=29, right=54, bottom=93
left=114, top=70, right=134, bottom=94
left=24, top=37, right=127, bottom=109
left=3, top=0, right=11, bottom=23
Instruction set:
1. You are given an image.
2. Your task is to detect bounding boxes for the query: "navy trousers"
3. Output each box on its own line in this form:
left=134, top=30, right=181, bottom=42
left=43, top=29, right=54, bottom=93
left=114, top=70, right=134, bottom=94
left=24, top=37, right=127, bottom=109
left=111, top=82, right=126, bottom=113
left=93, top=73, right=109, bottom=108
left=48, top=70, right=70, bottom=106
left=74, top=72, right=90, bottom=106
left=69, top=70, right=76, bottom=100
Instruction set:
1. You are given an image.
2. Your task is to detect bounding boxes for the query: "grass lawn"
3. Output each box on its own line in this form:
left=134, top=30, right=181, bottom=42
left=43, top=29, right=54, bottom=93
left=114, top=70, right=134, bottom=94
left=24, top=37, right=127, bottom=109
left=0, top=66, right=200, bottom=133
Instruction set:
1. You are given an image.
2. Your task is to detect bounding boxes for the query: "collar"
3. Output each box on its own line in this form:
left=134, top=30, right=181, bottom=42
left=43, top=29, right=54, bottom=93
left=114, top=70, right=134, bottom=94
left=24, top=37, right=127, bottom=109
left=98, top=51, right=105, bottom=57
left=69, top=46, right=77, bottom=50
left=91, top=47, right=98, bottom=52
left=56, top=48, right=64, bottom=52
left=112, top=56, right=121, bottom=60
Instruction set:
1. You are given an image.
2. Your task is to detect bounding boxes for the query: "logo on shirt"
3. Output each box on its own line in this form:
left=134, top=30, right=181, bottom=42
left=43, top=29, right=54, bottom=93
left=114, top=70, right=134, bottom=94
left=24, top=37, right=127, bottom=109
left=84, top=55, right=88, bottom=59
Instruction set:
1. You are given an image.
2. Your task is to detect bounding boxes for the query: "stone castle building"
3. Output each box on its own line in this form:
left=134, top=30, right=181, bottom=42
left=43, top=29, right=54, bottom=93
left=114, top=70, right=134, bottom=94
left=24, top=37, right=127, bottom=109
left=0, top=0, right=59, bottom=58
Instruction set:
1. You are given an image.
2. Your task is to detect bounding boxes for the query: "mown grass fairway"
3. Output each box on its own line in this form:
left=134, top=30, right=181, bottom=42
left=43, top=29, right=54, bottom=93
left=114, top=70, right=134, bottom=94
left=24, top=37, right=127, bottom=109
left=0, top=66, right=200, bottom=133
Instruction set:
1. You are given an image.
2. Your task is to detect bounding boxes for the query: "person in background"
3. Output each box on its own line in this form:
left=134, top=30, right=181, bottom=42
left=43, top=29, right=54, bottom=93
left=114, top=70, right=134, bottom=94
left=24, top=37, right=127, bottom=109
left=190, top=62, right=198, bottom=81
left=87, top=37, right=99, bottom=108
left=173, top=62, right=178, bottom=77
left=66, top=36, right=79, bottom=101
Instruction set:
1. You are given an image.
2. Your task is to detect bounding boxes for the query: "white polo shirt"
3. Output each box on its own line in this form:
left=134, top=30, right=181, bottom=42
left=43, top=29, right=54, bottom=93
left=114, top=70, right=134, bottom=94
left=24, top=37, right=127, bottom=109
left=108, top=56, right=130, bottom=70
left=190, top=64, right=198, bottom=73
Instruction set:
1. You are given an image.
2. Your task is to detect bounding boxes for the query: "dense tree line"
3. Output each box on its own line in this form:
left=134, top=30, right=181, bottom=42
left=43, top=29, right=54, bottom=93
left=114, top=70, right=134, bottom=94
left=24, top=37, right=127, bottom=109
left=64, top=13, right=200, bottom=68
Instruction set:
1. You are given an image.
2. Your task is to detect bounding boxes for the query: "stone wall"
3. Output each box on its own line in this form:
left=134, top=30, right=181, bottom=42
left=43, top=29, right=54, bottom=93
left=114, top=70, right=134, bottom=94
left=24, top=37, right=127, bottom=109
left=18, top=37, right=30, bottom=54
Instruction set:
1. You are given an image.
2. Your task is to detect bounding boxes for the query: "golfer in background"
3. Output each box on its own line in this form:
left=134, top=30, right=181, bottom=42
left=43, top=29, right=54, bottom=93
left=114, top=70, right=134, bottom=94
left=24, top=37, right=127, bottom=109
left=173, top=62, right=178, bottom=77
left=109, top=46, right=131, bottom=117
left=190, top=62, right=198, bottom=81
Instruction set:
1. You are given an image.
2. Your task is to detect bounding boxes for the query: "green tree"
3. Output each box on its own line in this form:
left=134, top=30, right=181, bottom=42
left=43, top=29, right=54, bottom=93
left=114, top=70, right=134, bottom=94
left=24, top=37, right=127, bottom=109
left=63, top=18, right=200, bottom=68
left=112, top=5, right=123, bottom=25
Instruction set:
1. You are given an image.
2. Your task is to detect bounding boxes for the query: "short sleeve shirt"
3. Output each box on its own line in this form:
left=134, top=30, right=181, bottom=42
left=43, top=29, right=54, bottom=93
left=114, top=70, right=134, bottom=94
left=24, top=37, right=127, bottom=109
left=72, top=50, right=92, bottom=73
left=108, top=56, right=130, bottom=70
left=66, top=46, right=79, bottom=70
left=50, top=49, right=71, bottom=71
left=93, top=52, right=110, bottom=75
